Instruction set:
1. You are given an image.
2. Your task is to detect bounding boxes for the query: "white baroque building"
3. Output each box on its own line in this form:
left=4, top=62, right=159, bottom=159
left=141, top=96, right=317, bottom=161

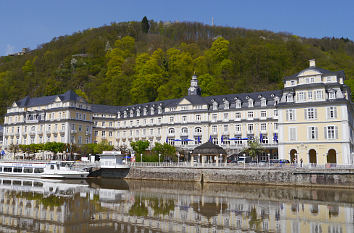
left=3, top=60, right=354, bottom=165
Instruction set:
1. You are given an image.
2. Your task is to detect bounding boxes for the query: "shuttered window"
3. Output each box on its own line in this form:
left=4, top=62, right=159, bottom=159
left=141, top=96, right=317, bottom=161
left=286, top=109, right=296, bottom=121
left=327, top=107, right=337, bottom=119
left=325, top=126, right=339, bottom=139
left=289, top=127, right=297, bottom=141
left=308, top=126, right=318, bottom=140
left=305, top=108, right=317, bottom=120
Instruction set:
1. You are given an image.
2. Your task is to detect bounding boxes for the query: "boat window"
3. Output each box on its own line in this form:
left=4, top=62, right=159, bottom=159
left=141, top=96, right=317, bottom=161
left=4, top=167, right=12, bottom=172
left=0, top=167, right=2, bottom=172
left=50, top=165, right=55, bottom=170
left=3, top=180, right=11, bottom=185
left=13, top=181, right=21, bottom=185
left=33, top=182, right=43, bottom=187
left=23, top=181, right=32, bottom=186
left=13, top=167, right=23, bottom=173
left=34, top=168, right=44, bottom=173
left=57, top=164, right=60, bottom=170
left=24, top=168, right=33, bottom=173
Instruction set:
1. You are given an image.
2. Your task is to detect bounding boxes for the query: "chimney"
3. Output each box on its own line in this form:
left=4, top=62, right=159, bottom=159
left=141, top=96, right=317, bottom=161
left=309, top=59, right=316, bottom=67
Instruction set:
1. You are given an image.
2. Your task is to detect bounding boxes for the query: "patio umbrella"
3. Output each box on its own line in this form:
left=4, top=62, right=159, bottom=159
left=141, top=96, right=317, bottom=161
left=183, top=139, right=193, bottom=141
left=174, top=139, right=182, bottom=141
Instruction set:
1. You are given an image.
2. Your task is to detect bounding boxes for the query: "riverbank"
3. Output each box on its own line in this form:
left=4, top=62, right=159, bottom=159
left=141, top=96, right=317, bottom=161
left=125, top=166, right=354, bottom=188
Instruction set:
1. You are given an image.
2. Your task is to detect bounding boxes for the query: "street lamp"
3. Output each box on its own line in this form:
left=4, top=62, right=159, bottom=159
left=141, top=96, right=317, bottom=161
left=177, top=153, right=180, bottom=165
left=140, top=153, right=142, bottom=163
left=268, top=153, right=270, bottom=167
left=159, top=153, right=161, bottom=165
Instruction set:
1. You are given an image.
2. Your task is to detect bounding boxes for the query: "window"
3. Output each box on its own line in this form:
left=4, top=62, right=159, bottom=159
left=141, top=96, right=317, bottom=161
left=94, top=131, right=98, bottom=136
left=224, top=125, right=228, bottom=132
left=247, top=111, right=254, bottom=119
left=181, top=127, right=188, bottom=134
left=195, top=127, right=202, bottom=134
left=247, top=124, right=254, bottom=133
left=224, top=113, right=228, bottom=120
left=235, top=112, right=241, bottom=119
left=102, top=122, right=105, bottom=127
left=261, top=99, right=266, bottom=107
left=305, top=108, right=317, bottom=120
left=194, top=136, right=202, bottom=145
left=289, top=128, right=297, bottom=141
left=150, top=129, right=153, bottom=135
left=308, top=91, right=313, bottom=100
left=182, top=116, right=187, bottom=122
left=109, top=131, right=113, bottom=137
left=212, top=125, right=217, bottom=133
left=315, top=90, right=323, bottom=100
left=150, top=119, right=153, bottom=124
left=169, top=117, right=174, bottom=123
left=308, top=126, right=318, bottom=140
left=158, top=118, right=161, bottom=124
left=235, top=124, right=241, bottom=132
left=261, top=123, right=267, bottom=131
left=310, top=77, right=315, bottom=83
left=287, top=109, right=296, bottom=121
left=297, top=92, right=306, bottom=102
left=136, top=130, right=139, bottom=136
left=327, top=107, right=337, bottom=119
left=248, top=100, right=253, bottom=107
left=326, top=126, right=338, bottom=139
left=109, top=121, right=113, bottom=127
left=212, top=114, right=217, bottom=122
left=102, top=131, right=106, bottom=137
left=261, top=111, right=266, bottom=118
left=236, top=101, right=241, bottom=108
left=196, top=115, right=201, bottom=121
left=291, top=80, right=296, bottom=86
left=274, top=123, right=278, bottom=130
left=78, top=125, right=82, bottom=132
left=273, top=110, right=278, bottom=117
left=168, top=128, right=175, bottom=134
left=329, top=91, right=336, bottom=99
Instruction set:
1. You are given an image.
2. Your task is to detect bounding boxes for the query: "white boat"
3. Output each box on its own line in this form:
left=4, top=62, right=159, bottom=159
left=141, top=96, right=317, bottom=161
left=0, top=160, right=89, bottom=179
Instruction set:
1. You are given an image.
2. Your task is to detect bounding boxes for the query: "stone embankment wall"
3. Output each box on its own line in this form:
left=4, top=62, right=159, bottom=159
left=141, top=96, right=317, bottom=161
left=125, top=167, right=354, bottom=188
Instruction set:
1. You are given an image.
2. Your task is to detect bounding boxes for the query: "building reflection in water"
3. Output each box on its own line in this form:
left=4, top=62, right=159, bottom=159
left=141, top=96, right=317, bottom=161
left=0, top=177, right=352, bottom=233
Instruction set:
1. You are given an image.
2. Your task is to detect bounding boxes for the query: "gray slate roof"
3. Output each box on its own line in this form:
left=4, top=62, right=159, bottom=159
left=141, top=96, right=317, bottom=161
left=15, top=90, right=81, bottom=108
left=192, top=141, right=227, bottom=155
left=284, top=67, right=345, bottom=81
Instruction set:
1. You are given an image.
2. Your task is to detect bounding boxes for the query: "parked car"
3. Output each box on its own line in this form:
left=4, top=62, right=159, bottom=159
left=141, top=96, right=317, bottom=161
left=237, top=156, right=252, bottom=164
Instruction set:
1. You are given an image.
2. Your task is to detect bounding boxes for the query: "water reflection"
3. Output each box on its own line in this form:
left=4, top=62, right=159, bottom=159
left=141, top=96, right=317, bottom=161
left=0, top=177, right=352, bottom=233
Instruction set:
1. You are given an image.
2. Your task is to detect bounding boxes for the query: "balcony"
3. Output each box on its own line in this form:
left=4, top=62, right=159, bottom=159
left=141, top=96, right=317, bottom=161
left=37, top=131, right=43, bottom=135
left=71, top=130, right=77, bottom=134
left=46, top=131, right=51, bottom=135
left=29, top=131, right=36, bottom=136
left=52, top=129, right=58, bottom=134
left=180, top=132, right=189, bottom=137
left=59, top=129, right=66, bottom=134
left=25, top=119, right=38, bottom=124
left=194, top=132, right=202, bottom=136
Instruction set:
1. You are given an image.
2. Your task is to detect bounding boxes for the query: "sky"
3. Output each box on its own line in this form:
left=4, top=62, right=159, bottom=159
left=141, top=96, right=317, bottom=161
left=0, top=0, right=353, bottom=56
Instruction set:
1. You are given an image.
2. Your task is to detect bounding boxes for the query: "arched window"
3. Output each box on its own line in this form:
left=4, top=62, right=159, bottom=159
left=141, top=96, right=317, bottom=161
left=168, top=128, right=175, bottom=134
left=195, top=127, right=202, bottom=133
left=181, top=127, right=188, bottom=134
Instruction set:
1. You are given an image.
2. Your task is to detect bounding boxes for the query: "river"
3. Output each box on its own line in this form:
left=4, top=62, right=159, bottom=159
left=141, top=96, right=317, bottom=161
left=0, top=177, right=352, bottom=233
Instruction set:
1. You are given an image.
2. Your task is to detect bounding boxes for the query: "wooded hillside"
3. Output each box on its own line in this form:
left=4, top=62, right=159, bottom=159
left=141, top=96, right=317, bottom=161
left=1, top=20, right=354, bottom=120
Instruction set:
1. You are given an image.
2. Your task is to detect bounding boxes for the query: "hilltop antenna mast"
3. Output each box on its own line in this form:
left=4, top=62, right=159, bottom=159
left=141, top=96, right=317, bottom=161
left=212, top=17, right=214, bottom=26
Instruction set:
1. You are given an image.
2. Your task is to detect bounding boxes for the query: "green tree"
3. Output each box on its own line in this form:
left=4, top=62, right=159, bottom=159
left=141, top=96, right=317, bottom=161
left=130, top=140, right=150, bottom=155
left=141, top=16, right=150, bottom=33
left=242, top=139, right=264, bottom=162
left=43, top=142, right=66, bottom=159
left=152, top=143, right=176, bottom=161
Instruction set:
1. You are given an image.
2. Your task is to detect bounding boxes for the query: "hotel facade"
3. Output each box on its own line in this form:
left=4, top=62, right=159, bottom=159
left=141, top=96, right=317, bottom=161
left=3, top=60, right=354, bottom=165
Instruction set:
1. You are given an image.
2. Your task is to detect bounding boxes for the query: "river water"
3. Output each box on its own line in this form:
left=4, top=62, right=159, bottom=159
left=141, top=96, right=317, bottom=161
left=0, top=177, right=352, bottom=233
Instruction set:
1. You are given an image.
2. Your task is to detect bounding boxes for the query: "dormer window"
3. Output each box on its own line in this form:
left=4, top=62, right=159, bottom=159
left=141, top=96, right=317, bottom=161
left=123, top=111, right=127, bottom=118
left=248, top=99, right=254, bottom=108
left=235, top=100, right=241, bottom=109
left=291, top=80, right=296, bottom=86
left=130, top=110, right=133, bottom=117
left=274, top=97, right=279, bottom=105
left=150, top=107, right=154, bottom=115
left=329, top=90, right=336, bottom=100
left=223, top=99, right=229, bottom=110
left=118, top=112, right=121, bottom=118
left=261, top=98, right=266, bottom=107
left=287, top=93, right=294, bottom=102
left=310, top=77, right=315, bottom=83
left=158, top=106, right=162, bottom=114
left=143, top=108, right=147, bottom=116
left=137, top=109, right=140, bottom=117
left=212, top=100, right=218, bottom=110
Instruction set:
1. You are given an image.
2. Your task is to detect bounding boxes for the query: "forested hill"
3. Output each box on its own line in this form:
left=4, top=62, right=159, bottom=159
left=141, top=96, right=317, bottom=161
left=1, top=20, right=354, bottom=120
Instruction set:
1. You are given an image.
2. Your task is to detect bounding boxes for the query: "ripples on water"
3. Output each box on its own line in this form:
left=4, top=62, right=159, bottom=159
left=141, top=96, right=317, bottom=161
left=0, top=177, right=352, bottom=233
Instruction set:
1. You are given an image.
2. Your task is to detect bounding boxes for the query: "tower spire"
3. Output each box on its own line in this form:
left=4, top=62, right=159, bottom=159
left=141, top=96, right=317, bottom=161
left=188, top=73, right=201, bottom=96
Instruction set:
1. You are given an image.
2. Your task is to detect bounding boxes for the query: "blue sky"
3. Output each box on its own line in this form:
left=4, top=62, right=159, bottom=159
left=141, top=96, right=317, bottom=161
left=0, top=0, right=353, bottom=56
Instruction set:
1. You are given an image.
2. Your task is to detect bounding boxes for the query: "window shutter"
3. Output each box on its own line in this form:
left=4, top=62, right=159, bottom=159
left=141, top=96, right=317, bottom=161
left=304, top=109, right=307, bottom=120
left=286, top=110, right=289, bottom=121
left=335, top=126, right=339, bottom=139
left=315, top=127, right=318, bottom=139
left=314, top=108, right=317, bottom=119
left=307, top=127, right=310, bottom=140
left=334, top=107, right=337, bottom=118
left=326, top=107, right=329, bottom=120
left=324, top=127, right=327, bottom=139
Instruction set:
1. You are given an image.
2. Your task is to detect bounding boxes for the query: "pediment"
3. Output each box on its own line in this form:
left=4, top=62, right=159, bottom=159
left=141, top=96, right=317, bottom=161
left=11, top=102, right=18, bottom=107
left=178, top=98, right=192, bottom=105
left=298, top=69, right=321, bottom=77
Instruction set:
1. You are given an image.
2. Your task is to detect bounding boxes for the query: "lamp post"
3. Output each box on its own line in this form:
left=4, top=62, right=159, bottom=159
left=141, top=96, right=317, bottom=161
left=177, top=153, right=180, bottom=165
left=140, top=153, right=142, bottom=163
left=268, top=153, right=270, bottom=168
left=158, top=153, right=161, bottom=165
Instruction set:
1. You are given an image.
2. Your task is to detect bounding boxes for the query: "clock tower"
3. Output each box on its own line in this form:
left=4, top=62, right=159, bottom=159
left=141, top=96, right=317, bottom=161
left=188, top=74, right=202, bottom=96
